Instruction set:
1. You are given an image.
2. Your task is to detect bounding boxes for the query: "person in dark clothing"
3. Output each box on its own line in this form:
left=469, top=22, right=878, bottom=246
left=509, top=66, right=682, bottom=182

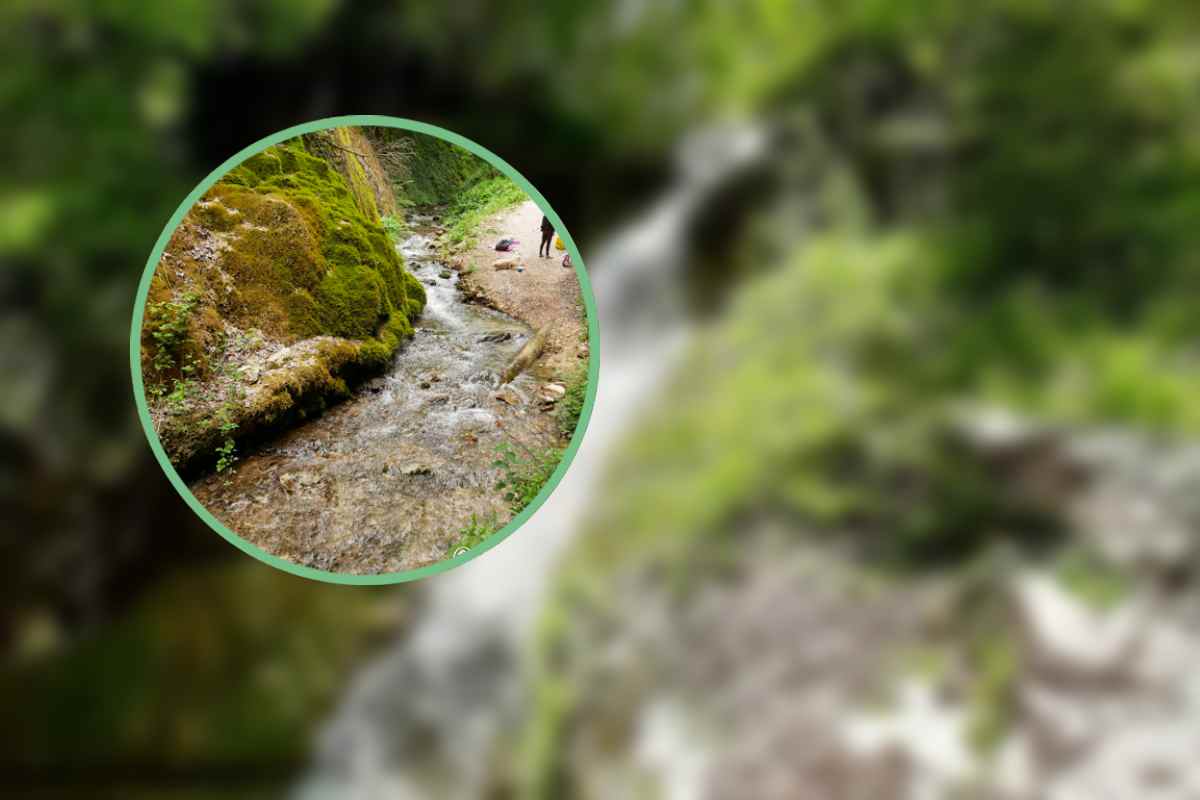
left=539, top=214, right=555, bottom=258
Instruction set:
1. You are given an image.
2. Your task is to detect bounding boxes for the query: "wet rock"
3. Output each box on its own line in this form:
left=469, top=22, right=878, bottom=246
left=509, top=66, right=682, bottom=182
left=425, top=279, right=437, bottom=286
left=420, top=381, right=432, bottom=389
left=439, top=269, right=452, bottom=279
left=1015, top=573, right=1140, bottom=683
left=479, top=331, right=513, bottom=344
left=538, top=383, right=567, bottom=405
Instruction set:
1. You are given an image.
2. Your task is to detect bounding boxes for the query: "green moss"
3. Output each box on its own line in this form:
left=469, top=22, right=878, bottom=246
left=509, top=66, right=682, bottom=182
left=192, top=200, right=240, bottom=231
left=146, top=128, right=430, bottom=471
left=314, top=264, right=386, bottom=339
left=196, top=134, right=426, bottom=344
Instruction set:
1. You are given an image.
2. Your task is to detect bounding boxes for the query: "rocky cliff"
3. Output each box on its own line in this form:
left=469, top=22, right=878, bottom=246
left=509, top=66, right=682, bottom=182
left=140, top=126, right=426, bottom=475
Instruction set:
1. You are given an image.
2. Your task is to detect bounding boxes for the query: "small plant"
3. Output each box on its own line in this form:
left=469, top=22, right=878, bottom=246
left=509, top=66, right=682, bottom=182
left=146, top=291, right=200, bottom=375
left=214, top=406, right=239, bottom=474
left=448, top=512, right=500, bottom=557
left=493, top=441, right=562, bottom=514
left=166, top=378, right=195, bottom=412
left=555, top=366, right=588, bottom=438
left=381, top=214, right=406, bottom=241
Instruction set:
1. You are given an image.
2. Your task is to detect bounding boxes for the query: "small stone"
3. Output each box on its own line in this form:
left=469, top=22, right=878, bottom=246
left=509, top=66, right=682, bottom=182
left=244, top=367, right=260, bottom=384
left=400, top=463, right=432, bottom=476
left=420, top=381, right=432, bottom=389
left=426, top=279, right=437, bottom=286
left=439, top=269, right=452, bottom=279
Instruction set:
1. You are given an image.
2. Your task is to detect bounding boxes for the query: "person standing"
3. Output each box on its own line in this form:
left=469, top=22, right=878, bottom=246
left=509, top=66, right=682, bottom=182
left=539, top=214, right=554, bottom=258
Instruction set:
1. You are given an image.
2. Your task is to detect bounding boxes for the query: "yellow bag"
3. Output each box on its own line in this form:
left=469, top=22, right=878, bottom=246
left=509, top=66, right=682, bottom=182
left=554, top=235, right=566, bottom=251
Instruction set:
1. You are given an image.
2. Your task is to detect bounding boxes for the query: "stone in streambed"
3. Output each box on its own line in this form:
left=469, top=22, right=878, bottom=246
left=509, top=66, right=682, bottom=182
left=539, top=382, right=566, bottom=403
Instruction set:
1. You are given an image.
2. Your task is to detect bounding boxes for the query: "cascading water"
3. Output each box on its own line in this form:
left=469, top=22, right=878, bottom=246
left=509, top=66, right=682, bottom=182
left=293, top=124, right=769, bottom=799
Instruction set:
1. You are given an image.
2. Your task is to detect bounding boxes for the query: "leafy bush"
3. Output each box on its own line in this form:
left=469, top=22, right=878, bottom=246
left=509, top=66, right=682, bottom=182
left=442, top=176, right=527, bottom=253
left=144, top=291, right=200, bottom=379
left=555, top=366, right=588, bottom=438
left=494, top=441, right=562, bottom=515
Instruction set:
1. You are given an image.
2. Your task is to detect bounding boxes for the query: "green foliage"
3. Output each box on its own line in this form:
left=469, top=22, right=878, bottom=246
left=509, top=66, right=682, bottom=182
left=213, top=406, right=238, bottom=474
left=494, top=441, right=562, bottom=515
left=555, top=365, right=588, bottom=438
left=202, top=133, right=425, bottom=344
left=144, top=291, right=200, bottom=379
left=442, top=176, right=527, bottom=253
left=367, top=128, right=499, bottom=206
left=214, top=437, right=237, bottom=474
left=4, top=562, right=400, bottom=766
left=381, top=214, right=406, bottom=241
left=449, top=512, right=501, bottom=557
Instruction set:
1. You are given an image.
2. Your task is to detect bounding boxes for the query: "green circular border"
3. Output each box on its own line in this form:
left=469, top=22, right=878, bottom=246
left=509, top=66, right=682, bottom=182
left=129, top=115, right=600, bottom=585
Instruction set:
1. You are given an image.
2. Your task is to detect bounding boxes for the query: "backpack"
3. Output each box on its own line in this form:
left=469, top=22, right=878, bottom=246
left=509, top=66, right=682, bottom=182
left=495, top=238, right=518, bottom=252
left=561, top=252, right=572, bottom=269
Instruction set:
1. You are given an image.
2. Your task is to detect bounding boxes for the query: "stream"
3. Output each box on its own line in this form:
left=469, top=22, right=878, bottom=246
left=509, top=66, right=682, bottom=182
left=293, top=124, right=769, bottom=799
left=190, top=214, right=558, bottom=574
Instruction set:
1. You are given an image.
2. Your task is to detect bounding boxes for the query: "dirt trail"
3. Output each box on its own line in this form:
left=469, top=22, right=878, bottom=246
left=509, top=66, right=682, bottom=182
left=459, top=200, right=587, bottom=377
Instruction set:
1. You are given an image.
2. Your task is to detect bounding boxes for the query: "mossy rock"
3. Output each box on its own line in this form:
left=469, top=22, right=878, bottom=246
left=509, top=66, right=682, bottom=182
left=144, top=128, right=429, bottom=472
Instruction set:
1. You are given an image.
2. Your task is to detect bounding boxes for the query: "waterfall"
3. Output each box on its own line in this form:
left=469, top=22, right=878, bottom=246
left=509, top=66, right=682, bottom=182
left=293, top=123, right=769, bottom=800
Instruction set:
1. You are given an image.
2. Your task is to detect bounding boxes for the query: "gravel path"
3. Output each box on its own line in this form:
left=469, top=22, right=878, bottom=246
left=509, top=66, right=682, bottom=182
left=458, top=200, right=587, bottom=378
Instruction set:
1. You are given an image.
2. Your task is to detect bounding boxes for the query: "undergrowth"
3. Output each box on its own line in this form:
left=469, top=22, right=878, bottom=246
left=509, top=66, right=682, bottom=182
left=555, top=366, right=588, bottom=438
left=494, top=441, right=562, bottom=515
left=442, top=176, right=526, bottom=253
left=449, top=512, right=501, bottom=557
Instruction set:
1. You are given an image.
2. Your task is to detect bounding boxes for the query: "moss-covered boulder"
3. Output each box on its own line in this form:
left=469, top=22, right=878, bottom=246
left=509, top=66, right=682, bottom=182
left=140, top=127, right=426, bottom=474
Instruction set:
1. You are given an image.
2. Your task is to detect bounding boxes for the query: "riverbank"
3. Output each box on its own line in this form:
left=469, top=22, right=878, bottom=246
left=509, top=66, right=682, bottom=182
left=190, top=215, right=562, bottom=573
left=455, top=199, right=588, bottom=379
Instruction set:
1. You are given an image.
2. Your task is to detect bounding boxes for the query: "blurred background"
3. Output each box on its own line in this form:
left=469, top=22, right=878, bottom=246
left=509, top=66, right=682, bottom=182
left=5, top=0, right=1200, bottom=797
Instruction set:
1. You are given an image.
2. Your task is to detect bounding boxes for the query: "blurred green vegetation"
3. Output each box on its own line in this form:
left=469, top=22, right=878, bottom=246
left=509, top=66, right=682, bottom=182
left=7, top=0, right=1200, bottom=793
left=4, top=561, right=401, bottom=768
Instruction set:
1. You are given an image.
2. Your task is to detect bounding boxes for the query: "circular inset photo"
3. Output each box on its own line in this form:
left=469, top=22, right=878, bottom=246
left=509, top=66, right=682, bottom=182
left=131, top=117, right=596, bottom=583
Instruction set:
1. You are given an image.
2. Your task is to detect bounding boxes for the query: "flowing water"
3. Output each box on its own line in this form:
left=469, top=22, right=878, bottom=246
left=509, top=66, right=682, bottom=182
left=190, top=217, right=558, bottom=574
left=293, top=124, right=769, bottom=799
